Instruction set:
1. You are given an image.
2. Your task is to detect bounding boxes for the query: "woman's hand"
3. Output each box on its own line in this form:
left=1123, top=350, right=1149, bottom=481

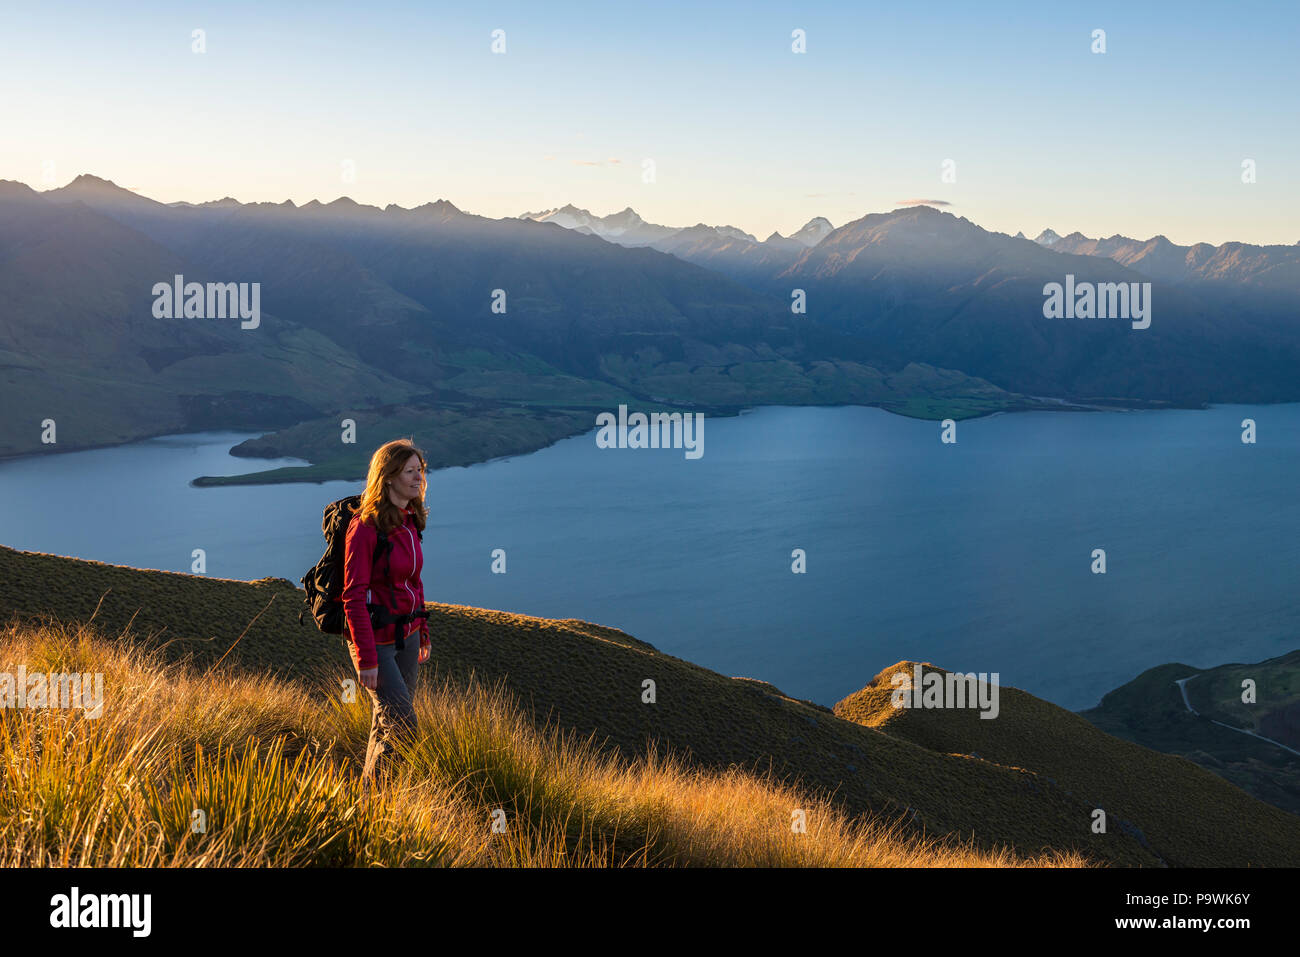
left=358, top=666, right=378, bottom=690
left=418, top=634, right=431, bottom=664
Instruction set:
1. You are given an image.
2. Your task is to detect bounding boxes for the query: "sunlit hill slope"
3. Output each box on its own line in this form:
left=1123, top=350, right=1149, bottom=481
left=2, top=543, right=1296, bottom=867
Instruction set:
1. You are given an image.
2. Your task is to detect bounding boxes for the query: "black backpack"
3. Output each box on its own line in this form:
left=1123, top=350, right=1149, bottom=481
left=299, top=494, right=429, bottom=648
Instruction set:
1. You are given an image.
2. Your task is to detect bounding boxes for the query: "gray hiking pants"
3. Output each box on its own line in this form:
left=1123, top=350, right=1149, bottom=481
left=355, top=636, right=421, bottom=787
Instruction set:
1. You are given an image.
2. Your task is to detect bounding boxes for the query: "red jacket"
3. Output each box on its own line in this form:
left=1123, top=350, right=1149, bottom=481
left=342, top=506, right=427, bottom=671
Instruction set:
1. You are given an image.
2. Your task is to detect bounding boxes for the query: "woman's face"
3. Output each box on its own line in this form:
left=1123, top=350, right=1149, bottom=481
left=394, top=453, right=425, bottom=502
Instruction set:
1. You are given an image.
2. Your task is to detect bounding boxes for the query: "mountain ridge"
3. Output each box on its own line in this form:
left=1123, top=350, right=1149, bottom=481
left=5, top=174, right=1300, bottom=481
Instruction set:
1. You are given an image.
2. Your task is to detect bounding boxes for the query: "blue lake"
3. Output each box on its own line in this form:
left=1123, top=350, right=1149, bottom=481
left=1, top=403, right=1296, bottom=711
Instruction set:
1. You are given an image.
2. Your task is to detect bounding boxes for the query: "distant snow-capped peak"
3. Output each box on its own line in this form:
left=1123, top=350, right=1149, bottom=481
left=518, top=205, right=828, bottom=249
left=791, top=217, right=834, bottom=246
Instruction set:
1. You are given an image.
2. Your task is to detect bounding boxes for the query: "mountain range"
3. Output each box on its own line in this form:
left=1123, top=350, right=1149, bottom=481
left=2, top=174, right=1298, bottom=482
left=518, top=202, right=834, bottom=249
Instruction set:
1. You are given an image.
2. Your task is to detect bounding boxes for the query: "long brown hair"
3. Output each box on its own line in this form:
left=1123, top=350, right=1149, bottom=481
left=352, top=438, right=428, bottom=536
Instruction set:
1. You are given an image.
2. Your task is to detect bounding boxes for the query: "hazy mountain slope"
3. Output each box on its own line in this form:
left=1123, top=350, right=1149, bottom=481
left=646, top=224, right=808, bottom=285
left=763, top=206, right=1300, bottom=404
left=517, top=205, right=838, bottom=285
left=10, top=180, right=1035, bottom=482
left=0, top=184, right=422, bottom=458
left=9, top=177, right=1300, bottom=475
left=1043, top=229, right=1300, bottom=334
left=517, top=203, right=681, bottom=246
left=40, top=180, right=801, bottom=387
left=515, top=203, right=818, bottom=252
left=1048, top=229, right=1300, bottom=290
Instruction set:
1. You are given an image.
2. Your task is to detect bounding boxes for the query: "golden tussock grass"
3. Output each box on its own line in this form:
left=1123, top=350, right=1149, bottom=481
left=0, top=616, right=1087, bottom=868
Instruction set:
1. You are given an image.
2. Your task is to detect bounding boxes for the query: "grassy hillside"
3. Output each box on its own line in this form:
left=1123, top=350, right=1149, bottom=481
left=0, top=617, right=1085, bottom=867
left=2, top=544, right=1295, bottom=866
left=1082, top=652, right=1300, bottom=817
left=834, top=662, right=1300, bottom=866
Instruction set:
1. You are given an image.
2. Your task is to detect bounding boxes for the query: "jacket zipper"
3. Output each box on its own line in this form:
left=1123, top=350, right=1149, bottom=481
left=399, top=523, right=417, bottom=628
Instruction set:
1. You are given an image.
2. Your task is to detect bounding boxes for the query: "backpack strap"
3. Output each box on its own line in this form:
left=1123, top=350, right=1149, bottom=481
left=365, top=523, right=426, bottom=650
left=365, top=603, right=429, bottom=651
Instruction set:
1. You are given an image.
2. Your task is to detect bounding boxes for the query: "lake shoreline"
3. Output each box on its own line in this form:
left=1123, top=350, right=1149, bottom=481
left=0, top=394, right=1216, bottom=488
left=2, top=401, right=1293, bottom=713
left=191, top=393, right=1204, bottom=488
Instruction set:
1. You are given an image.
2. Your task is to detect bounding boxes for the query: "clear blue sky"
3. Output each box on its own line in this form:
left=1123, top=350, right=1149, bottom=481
left=3, top=0, right=1296, bottom=245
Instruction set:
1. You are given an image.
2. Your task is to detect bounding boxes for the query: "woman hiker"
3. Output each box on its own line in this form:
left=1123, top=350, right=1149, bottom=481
left=342, top=438, right=432, bottom=787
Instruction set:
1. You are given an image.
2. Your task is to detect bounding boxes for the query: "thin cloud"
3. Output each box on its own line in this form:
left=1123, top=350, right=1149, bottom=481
left=896, top=198, right=952, bottom=207
left=573, top=158, right=622, bottom=167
